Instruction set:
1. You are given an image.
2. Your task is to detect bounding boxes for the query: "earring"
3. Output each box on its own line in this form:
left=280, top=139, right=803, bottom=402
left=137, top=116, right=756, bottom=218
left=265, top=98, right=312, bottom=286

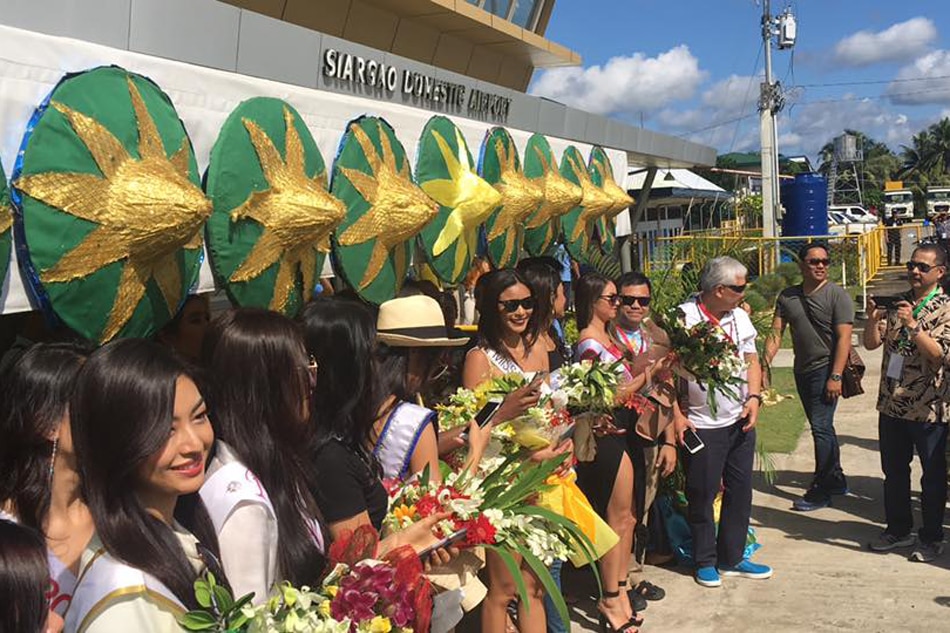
left=47, top=436, right=58, bottom=490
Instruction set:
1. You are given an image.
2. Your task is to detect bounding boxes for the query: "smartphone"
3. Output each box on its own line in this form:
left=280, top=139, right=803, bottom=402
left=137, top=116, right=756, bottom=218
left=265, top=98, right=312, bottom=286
left=526, top=371, right=549, bottom=386
left=872, top=295, right=901, bottom=311
left=474, top=400, right=503, bottom=428
left=459, top=400, right=503, bottom=442
left=418, top=527, right=469, bottom=560
left=683, top=428, right=705, bottom=454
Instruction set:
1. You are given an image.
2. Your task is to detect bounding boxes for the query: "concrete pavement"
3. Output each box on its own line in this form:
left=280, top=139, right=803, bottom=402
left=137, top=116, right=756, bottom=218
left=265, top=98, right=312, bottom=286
left=567, top=342, right=949, bottom=632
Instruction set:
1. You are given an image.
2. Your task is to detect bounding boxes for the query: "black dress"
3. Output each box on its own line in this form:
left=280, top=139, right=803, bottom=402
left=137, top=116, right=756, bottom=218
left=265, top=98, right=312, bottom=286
left=312, top=438, right=389, bottom=531
left=572, top=340, right=632, bottom=519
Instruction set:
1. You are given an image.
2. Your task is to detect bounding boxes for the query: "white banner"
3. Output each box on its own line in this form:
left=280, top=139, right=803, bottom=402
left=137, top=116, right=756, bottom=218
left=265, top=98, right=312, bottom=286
left=0, top=24, right=626, bottom=314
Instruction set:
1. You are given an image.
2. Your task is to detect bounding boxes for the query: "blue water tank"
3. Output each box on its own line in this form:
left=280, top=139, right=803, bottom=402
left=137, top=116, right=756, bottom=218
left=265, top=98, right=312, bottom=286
left=780, top=173, right=828, bottom=237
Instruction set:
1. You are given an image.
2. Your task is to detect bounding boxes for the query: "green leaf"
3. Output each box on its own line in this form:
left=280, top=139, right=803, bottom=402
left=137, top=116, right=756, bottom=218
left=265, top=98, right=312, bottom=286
left=212, top=584, right=234, bottom=612
left=178, top=611, right=218, bottom=631
left=518, top=547, right=570, bottom=623
left=484, top=545, right=529, bottom=608
left=194, top=582, right=212, bottom=610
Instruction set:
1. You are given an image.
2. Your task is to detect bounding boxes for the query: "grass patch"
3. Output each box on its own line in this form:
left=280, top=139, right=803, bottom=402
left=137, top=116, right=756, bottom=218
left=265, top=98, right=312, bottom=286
left=757, top=367, right=806, bottom=454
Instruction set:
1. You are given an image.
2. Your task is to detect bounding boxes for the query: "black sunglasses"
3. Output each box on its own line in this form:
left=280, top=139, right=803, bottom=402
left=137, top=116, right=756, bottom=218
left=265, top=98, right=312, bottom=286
left=805, top=258, right=831, bottom=267
left=498, top=297, right=536, bottom=313
left=907, top=261, right=942, bottom=273
left=620, top=295, right=651, bottom=307
left=599, top=294, right=621, bottom=306
left=721, top=283, right=747, bottom=293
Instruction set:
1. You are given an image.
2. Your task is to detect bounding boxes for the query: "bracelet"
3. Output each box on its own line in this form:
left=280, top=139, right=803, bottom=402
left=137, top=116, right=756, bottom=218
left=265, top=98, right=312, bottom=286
left=663, top=442, right=677, bottom=448
left=746, top=393, right=763, bottom=404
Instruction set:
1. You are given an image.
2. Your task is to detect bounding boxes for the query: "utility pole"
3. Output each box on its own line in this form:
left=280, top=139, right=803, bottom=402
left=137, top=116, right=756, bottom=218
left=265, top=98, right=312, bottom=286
left=759, top=1, right=795, bottom=242
left=760, top=0, right=778, bottom=239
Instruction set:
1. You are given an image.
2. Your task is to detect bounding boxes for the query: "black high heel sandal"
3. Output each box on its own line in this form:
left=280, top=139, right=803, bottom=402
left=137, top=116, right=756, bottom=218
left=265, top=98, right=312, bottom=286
left=618, top=580, right=648, bottom=616
left=598, top=590, right=641, bottom=633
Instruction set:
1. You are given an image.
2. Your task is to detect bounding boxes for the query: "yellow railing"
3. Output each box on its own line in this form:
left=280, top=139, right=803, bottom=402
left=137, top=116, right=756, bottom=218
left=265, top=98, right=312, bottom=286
left=642, top=222, right=934, bottom=300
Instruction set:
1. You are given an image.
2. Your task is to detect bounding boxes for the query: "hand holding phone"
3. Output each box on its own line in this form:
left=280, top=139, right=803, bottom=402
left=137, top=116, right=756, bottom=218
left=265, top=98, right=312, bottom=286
left=417, top=528, right=468, bottom=561
left=682, top=427, right=705, bottom=454
left=872, top=295, right=900, bottom=311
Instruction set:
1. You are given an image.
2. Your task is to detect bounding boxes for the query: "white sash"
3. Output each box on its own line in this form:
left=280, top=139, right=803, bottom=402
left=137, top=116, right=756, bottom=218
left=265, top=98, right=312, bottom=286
left=482, top=347, right=526, bottom=377
left=47, top=551, right=77, bottom=617
left=575, top=338, right=632, bottom=381
left=200, top=460, right=277, bottom=537
left=201, top=446, right=324, bottom=553
left=64, top=549, right=183, bottom=632
left=374, top=401, right=436, bottom=479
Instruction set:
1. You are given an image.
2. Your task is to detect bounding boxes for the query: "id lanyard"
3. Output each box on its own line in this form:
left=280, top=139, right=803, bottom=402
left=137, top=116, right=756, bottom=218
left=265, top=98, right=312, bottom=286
left=895, top=287, right=940, bottom=355
left=697, top=299, right=738, bottom=345
left=616, top=326, right=647, bottom=356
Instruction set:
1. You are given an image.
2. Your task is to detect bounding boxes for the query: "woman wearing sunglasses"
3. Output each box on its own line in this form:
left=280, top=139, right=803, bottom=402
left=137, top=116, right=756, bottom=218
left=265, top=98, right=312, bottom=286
left=302, top=298, right=462, bottom=566
left=199, top=309, right=326, bottom=605
left=373, top=293, right=488, bottom=481
left=463, top=269, right=572, bottom=633
left=65, top=339, right=224, bottom=632
left=574, top=272, right=641, bottom=633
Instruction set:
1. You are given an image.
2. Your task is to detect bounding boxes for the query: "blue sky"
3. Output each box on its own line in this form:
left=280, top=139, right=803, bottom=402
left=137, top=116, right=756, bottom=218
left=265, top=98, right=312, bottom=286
left=530, top=1, right=950, bottom=164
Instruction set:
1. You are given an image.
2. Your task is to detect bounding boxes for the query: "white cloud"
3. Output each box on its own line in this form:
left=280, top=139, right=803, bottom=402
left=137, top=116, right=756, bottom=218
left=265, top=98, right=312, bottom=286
left=701, top=74, right=762, bottom=112
left=886, top=50, right=950, bottom=105
left=780, top=98, right=914, bottom=159
left=834, top=17, right=936, bottom=67
left=529, top=45, right=707, bottom=116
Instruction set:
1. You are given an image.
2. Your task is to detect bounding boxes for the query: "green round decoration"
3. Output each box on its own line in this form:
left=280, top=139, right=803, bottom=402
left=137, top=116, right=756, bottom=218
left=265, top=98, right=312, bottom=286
left=589, top=147, right=629, bottom=255
left=0, top=166, right=11, bottom=288
left=205, top=97, right=344, bottom=316
left=523, top=134, right=582, bottom=257
left=559, top=146, right=614, bottom=265
left=13, top=66, right=208, bottom=342
left=417, top=116, right=500, bottom=285
left=330, top=116, right=438, bottom=304
left=479, top=127, right=542, bottom=269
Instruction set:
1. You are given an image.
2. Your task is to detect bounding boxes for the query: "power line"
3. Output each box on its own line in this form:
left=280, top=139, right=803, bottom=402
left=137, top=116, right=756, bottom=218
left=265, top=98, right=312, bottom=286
left=792, top=74, right=950, bottom=89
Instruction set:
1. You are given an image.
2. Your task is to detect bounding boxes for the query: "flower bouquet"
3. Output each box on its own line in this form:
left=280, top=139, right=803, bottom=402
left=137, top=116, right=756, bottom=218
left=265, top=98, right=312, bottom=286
left=650, top=305, right=747, bottom=416
left=554, top=359, right=626, bottom=461
left=179, top=527, right=430, bottom=632
left=382, top=458, right=601, bottom=625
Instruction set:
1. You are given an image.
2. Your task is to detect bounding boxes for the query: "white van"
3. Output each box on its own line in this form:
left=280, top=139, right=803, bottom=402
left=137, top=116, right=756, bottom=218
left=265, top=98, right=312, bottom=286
left=829, top=205, right=878, bottom=225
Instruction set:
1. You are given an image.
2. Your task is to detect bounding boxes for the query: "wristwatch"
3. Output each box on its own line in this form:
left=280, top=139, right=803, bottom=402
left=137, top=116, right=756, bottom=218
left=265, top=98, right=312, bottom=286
left=830, top=373, right=842, bottom=382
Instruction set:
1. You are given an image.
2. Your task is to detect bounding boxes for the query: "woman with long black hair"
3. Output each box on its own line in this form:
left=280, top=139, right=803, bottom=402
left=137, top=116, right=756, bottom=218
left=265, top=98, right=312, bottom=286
left=517, top=257, right=570, bottom=373
left=574, top=272, right=639, bottom=633
left=0, top=519, right=60, bottom=633
left=65, top=339, right=223, bottom=632
left=463, top=268, right=572, bottom=633
left=302, top=297, right=460, bottom=560
left=0, top=343, right=91, bottom=620
left=200, top=308, right=326, bottom=604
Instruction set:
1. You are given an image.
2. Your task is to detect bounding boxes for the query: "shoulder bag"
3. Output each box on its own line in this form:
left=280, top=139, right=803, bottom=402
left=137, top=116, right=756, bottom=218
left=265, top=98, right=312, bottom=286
left=799, top=292, right=866, bottom=398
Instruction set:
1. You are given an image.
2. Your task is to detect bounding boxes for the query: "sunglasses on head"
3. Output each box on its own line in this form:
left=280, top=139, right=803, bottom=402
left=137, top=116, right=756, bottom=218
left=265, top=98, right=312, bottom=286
left=498, top=297, right=536, bottom=313
left=720, top=283, right=747, bottom=294
left=805, top=258, right=831, bottom=267
left=620, top=295, right=651, bottom=307
left=907, top=260, right=942, bottom=273
left=303, top=356, right=318, bottom=391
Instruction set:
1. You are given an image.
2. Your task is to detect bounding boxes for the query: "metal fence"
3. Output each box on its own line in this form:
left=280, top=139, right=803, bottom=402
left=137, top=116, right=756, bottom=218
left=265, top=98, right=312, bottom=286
left=642, top=222, right=936, bottom=303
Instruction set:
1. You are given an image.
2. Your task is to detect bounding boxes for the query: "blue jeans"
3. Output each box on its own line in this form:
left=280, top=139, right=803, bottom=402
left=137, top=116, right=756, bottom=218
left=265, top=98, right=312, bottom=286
left=794, top=366, right=846, bottom=495
left=879, top=414, right=948, bottom=544
left=543, top=559, right=568, bottom=633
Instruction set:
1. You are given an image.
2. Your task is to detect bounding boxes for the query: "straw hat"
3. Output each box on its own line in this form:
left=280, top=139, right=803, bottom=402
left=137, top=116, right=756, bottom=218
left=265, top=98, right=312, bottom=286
left=376, top=295, right=469, bottom=347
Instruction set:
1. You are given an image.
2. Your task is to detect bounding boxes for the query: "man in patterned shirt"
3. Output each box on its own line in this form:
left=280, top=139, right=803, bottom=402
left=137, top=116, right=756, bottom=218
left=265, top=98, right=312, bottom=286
left=864, top=243, right=950, bottom=562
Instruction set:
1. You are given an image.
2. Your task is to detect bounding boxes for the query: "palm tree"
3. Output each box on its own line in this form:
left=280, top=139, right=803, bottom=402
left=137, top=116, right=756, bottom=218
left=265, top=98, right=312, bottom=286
left=899, top=131, right=936, bottom=179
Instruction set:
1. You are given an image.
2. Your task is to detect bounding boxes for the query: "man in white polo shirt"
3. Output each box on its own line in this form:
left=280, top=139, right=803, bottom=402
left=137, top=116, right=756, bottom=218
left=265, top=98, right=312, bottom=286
left=675, top=256, right=773, bottom=588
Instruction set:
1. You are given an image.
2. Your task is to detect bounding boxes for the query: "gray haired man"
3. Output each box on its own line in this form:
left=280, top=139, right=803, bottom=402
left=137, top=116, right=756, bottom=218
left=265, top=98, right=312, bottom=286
left=674, top=256, right=773, bottom=588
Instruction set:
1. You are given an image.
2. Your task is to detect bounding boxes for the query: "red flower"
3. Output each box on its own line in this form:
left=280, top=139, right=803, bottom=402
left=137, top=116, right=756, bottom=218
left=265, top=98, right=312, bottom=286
left=415, top=493, right=442, bottom=518
left=462, top=514, right=497, bottom=546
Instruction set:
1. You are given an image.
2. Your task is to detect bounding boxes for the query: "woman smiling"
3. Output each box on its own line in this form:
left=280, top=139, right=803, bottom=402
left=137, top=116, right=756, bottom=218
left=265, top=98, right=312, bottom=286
left=64, top=340, right=225, bottom=633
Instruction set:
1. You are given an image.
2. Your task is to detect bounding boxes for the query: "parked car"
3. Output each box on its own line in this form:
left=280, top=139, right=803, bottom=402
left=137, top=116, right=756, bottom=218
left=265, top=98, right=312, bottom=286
left=828, top=210, right=877, bottom=236
left=829, top=205, right=878, bottom=225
